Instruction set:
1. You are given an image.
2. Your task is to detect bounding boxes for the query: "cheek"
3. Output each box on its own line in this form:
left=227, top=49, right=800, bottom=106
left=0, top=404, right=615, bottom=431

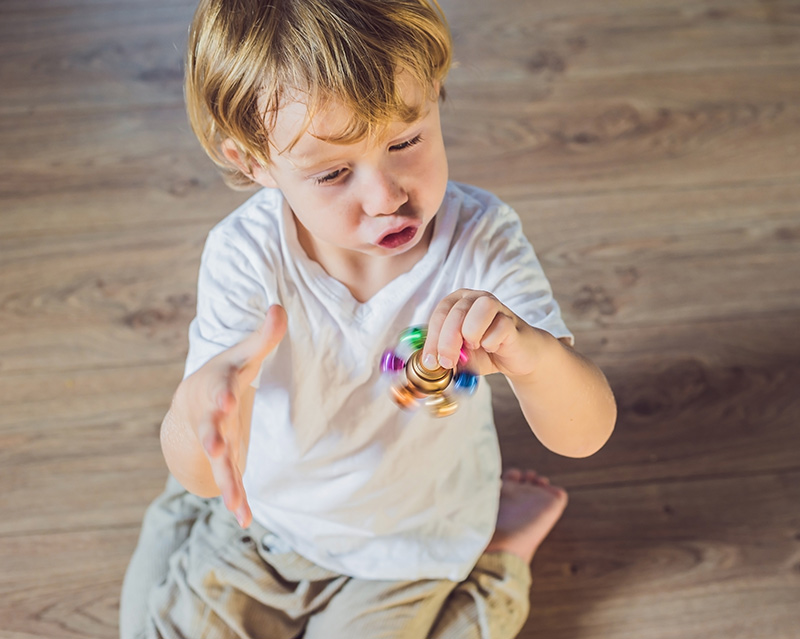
left=417, top=146, right=449, bottom=204
left=305, top=195, right=360, bottom=235
left=422, top=139, right=448, bottom=180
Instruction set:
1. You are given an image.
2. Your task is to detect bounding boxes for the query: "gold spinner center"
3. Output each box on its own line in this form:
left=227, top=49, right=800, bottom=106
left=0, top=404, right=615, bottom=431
left=405, top=350, right=453, bottom=394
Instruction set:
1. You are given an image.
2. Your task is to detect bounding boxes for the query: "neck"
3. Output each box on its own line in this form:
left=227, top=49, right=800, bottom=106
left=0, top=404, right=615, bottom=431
left=295, top=218, right=434, bottom=303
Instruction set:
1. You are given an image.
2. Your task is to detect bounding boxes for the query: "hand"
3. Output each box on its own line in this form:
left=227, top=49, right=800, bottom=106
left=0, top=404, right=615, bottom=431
left=174, top=305, right=287, bottom=527
left=422, top=289, right=540, bottom=379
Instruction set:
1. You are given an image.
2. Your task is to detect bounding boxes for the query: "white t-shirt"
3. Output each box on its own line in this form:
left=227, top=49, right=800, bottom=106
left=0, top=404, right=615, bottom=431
left=185, top=181, right=573, bottom=581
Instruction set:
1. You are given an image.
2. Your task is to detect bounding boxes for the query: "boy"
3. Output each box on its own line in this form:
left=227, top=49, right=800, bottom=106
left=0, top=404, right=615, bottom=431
left=121, top=0, right=616, bottom=637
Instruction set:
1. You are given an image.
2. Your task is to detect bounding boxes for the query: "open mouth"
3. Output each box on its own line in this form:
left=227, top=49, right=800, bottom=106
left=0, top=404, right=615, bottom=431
left=378, top=225, right=419, bottom=249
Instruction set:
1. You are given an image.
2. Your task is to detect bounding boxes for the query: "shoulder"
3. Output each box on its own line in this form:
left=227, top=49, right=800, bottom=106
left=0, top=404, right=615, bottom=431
left=207, top=188, right=282, bottom=250
left=202, top=188, right=284, bottom=268
left=443, top=181, right=524, bottom=244
left=195, top=188, right=287, bottom=302
left=444, top=181, right=507, bottom=217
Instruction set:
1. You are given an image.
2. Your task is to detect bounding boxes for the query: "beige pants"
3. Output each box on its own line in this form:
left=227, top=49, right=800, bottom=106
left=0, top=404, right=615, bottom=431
left=121, top=476, right=531, bottom=639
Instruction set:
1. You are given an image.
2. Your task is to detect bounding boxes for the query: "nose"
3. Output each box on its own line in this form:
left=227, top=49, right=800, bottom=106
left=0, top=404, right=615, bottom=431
left=360, top=168, right=408, bottom=217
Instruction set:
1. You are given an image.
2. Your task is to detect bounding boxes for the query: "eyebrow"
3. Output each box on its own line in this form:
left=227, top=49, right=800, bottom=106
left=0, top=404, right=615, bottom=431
left=284, top=152, right=349, bottom=174
left=285, top=117, right=427, bottom=172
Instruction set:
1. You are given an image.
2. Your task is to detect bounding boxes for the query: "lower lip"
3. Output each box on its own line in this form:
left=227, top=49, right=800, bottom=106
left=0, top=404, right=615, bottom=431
left=379, top=226, right=418, bottom=249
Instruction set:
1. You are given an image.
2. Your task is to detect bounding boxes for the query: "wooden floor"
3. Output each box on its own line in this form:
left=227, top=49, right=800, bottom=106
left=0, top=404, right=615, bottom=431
left=1, top=0, right=799, bottom=637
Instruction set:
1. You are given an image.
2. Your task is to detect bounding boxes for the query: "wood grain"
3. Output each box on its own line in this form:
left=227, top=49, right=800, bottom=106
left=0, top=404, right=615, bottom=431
left=1, top=0, right=799, bottom=637
left=525, top=471, right=800, bottom=639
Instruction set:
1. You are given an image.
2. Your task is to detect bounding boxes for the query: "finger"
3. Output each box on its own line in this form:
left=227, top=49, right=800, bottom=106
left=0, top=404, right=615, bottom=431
left=436, top=297, right=478, bottom=369
left=254, top=304, right=288, bottom=358
left=236, top=504, right=253, bottom=529
left=197, top=403, right=229, bottom=457
left=204, top=397, right=253, bottom=528
left=422, top=292, right=463, bottom=369
left=228, top=469, right=252, bottom=528
left=196, top=367, right=238, bottom=457
left=199, top=420, right=222, bottom=458
left=230, top=305, right=288, bottom=381
left=211, top=446, right=250, bottom=525
left=223, top=461, right=252, bottom=528
left=424, top=290, right=483, bottom=369
left=479, top=313, right=517, bottom=354
left=460, top=295, right=503, bottom=351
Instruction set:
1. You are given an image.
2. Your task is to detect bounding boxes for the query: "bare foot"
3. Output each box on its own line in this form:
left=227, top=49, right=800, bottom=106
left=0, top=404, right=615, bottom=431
left=485, top=469, right=568, bottom=564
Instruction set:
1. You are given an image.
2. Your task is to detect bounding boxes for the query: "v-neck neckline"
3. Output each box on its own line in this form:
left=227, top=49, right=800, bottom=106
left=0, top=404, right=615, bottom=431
left=279, top=193, right=455, bottom=319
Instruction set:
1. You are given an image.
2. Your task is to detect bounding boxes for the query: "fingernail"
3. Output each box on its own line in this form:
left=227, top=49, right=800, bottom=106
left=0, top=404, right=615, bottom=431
left=438, top=355, right=453, bottom=369
left=422, top=353, right=438, bottom=370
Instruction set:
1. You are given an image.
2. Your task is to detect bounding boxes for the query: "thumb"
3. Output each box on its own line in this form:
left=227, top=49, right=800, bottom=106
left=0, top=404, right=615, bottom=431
left=232, top=305, right=288, bottom=378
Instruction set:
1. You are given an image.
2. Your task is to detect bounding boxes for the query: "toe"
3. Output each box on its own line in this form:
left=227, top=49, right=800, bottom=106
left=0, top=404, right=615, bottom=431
left=503, top=468, right=523, bottom=482
left=524, top=470, right=540, bottom=484
left=523, top=470, right=551, bottom=486
left=550, top=485, right=569, bottom=504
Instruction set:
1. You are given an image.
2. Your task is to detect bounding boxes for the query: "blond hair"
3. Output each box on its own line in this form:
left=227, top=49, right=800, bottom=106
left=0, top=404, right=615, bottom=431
left=185, top=0, right=453, bottom=189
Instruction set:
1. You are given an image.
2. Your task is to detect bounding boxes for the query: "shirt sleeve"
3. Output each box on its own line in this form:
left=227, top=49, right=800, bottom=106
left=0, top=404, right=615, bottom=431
left=183, top=227, right=273, bottom=379
left=472, top=200, right=574, bottom=346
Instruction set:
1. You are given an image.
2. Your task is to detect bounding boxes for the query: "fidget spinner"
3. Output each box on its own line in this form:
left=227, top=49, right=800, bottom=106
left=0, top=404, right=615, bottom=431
left=380, top=326, right=479, bottom=417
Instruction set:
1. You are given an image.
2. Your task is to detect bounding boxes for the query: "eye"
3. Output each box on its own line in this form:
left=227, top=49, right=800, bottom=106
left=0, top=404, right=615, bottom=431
left=389, top=134, right=423, bottom=152
left=314, top=168, right=345, bottom=185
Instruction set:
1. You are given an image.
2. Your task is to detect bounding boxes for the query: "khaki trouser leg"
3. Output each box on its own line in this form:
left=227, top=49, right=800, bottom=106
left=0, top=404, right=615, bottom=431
left=301, top=552, right=531, bottom=639
left=428, top=553, right=532, bottom=639
left=120, top=475, right=210, bottom=639
left=142, top=496, right=349, bottom=639
left=122, top=479, right=532, bottom=639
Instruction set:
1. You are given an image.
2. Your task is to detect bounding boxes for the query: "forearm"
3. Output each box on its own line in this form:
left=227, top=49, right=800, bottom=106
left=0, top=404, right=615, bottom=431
left=508, top=331, right=616, bottom=458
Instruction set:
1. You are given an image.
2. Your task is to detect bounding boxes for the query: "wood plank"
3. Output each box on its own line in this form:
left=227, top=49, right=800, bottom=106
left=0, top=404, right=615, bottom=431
left=510, top=182, right=800, bottom=338
left=0, top=223, right=204, bottom=373
left=0, top=459, right=167, bottom=538
left=524, top=183, right=800, bottom=331
left=0, top=363, right=174, bottom=536
left=1, top=0, right=799, bottom=637
left=4, top=65, right=796, bottom=234
left=0, top=528, right=139, bottom=639
left=0, top=107, right=212, bottom=199
left=0, top=361, right=178, bottom=427
left=492, top=314, right=800, bottom=486
left=0, top=105, right=250, bottom=237
left=443, top=0, right=800, bottom=77
left=1, top=0, right=196, bottom=9
left=0, top=183, right=245, bottom=239
left=520, top=471, right=800, bottom=639
left=444, top=66, right=800, bottom=194
left=0, top=3, right=194, bottom=115
left=4, top=0, right=793, bottom=118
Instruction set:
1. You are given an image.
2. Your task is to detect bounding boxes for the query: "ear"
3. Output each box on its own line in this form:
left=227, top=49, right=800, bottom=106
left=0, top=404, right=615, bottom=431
left=221, top=139, right=278, bottom=188
left=433, top=80, right=445, bottom=102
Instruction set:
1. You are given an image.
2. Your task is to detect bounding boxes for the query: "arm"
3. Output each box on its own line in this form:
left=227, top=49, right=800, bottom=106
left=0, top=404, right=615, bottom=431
left=423, top=290, right=615, bottom=458
left=506, top=331, right=616, bottom=458
left=160, top=305, right=287, bottom=526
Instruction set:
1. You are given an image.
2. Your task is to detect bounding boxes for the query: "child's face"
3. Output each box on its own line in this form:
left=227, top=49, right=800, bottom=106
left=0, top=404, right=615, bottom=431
left=242, top=78, right=449, bottom=266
